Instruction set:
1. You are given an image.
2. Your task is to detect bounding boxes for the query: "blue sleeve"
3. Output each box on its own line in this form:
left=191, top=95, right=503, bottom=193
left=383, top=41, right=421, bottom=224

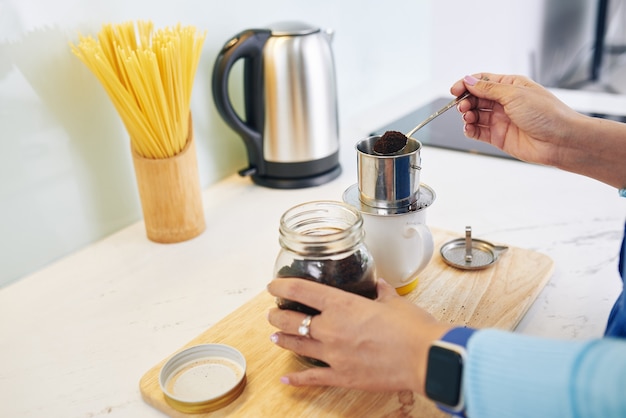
left=604, top=221, right=626, bottom=336
left=464, top=329, right=626, bottom=418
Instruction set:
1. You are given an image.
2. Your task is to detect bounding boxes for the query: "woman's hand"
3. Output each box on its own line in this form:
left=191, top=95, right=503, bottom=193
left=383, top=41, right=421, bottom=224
left=451, top=72, right=626, bottom=190
left=266, top=278, right=451, bottom=394
left=451, top=73, right=583, bottom=167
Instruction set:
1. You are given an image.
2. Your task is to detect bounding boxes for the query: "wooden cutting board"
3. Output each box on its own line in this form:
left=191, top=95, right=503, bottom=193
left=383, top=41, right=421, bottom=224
left=140, top=228, right=554, bottom=417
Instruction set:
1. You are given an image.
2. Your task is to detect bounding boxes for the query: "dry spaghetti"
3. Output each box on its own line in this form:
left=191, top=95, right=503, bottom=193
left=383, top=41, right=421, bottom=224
left=71, top=21, right=206, bottom=159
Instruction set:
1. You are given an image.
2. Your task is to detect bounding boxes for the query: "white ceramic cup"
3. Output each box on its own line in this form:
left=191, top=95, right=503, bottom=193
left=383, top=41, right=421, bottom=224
left=360, top=209, right=433, bottom=295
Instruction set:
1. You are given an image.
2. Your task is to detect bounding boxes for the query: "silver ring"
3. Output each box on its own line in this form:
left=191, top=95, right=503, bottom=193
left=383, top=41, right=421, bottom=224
left=298, top=315, right=313, bottom=338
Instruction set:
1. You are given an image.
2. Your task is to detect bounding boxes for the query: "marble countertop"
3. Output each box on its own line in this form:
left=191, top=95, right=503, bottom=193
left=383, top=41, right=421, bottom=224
left=1, top=83, right=625, bottom=417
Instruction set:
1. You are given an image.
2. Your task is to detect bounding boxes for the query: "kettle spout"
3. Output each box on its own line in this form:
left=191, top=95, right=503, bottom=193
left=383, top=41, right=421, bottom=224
left=323, top=28, right=334, bottom=43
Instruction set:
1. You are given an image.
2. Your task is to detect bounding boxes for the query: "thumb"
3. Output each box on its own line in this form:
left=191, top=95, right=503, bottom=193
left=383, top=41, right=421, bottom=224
left=376, top=278, right=399, bottom=301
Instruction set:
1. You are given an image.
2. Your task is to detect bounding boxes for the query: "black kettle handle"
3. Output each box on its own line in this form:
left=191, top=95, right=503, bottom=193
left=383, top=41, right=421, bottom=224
left=212, top=29, right=271, bottom=175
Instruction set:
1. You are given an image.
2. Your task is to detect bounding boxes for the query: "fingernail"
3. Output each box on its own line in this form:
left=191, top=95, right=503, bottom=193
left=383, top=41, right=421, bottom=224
left=464, top=75, right=479, bottom=86
left=270, top=333, right=279, bottom=344
left=280, top=376, right=290, bottom=385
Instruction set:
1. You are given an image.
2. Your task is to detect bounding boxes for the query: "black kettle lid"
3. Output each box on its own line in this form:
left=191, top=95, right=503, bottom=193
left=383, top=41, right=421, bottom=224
left=269, top=21, right=320, bottom=36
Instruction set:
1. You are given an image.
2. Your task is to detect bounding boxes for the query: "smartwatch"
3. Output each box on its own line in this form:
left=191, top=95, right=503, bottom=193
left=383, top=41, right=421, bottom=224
left=425, top=327, right=476, bottom=417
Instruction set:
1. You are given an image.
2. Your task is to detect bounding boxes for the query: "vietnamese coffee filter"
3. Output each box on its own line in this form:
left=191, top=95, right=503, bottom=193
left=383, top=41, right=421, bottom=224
left=356, top=136, right=422, bottom=209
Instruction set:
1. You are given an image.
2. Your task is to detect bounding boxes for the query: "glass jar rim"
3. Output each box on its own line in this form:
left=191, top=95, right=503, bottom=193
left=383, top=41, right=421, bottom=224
left=279, top=201, right=364, bottom=255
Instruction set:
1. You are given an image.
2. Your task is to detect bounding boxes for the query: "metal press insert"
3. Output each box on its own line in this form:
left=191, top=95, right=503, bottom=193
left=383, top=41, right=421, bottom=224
left=440, top=226, right=508, bottom=270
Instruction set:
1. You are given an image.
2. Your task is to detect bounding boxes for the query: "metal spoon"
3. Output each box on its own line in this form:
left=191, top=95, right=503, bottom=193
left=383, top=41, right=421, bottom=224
left=406, top=91, right=471, bottom=138
left=374, top=91, right=471, bottom=155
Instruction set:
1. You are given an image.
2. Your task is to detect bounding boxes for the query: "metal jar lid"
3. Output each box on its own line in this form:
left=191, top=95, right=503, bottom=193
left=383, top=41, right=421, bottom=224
left=159, top=344, right=247, bottom=413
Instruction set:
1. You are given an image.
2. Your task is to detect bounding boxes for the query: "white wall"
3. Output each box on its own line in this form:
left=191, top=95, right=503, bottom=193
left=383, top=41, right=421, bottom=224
left=430, top=0, right=544, bottom=82
left=0, top=0, right=435, bottom=287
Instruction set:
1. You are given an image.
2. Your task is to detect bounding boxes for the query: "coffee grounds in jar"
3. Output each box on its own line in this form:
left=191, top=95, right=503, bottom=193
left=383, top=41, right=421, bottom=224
left=373, top=130, right=407, bottom=154
left=276, top=252, right=377, bottom=315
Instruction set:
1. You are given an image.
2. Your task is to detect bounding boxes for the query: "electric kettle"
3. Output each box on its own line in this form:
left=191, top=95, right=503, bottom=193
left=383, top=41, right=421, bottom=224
left=212, top=22, right=341, bottom=189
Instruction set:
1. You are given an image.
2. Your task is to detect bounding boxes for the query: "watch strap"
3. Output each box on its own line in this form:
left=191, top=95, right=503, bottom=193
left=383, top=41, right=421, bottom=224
left=436, top=327, right=476, bottom=417
left=441, top=326, right=476, bottom=347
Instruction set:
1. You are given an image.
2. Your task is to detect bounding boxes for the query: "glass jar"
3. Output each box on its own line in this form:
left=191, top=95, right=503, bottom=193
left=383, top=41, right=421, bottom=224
left=274, top=201, right=377, bottom=315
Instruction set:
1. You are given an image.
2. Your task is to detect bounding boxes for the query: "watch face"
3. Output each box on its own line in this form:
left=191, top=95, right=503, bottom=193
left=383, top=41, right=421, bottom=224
left=425, top=345, right=463, bottom=407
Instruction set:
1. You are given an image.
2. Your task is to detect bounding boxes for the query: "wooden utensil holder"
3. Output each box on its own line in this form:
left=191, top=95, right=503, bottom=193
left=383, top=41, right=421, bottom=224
left=131, top=117, right=205, bottom=243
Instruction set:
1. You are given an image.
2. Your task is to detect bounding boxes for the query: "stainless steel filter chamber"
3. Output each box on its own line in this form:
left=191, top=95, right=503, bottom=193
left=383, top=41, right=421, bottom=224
left=356, top=136, right=422, bottom=209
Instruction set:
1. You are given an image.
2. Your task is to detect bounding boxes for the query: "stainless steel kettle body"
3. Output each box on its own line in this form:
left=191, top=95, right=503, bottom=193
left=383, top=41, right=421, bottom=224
left=212, top=22, right=341, bottom=189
